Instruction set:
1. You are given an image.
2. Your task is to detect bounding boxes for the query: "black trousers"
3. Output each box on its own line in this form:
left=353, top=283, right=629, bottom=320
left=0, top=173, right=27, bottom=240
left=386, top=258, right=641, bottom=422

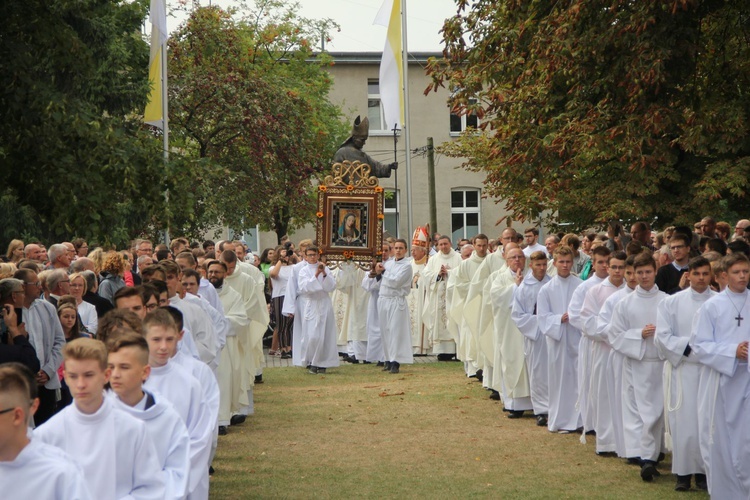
left=34, top=386, right=58, bottom=426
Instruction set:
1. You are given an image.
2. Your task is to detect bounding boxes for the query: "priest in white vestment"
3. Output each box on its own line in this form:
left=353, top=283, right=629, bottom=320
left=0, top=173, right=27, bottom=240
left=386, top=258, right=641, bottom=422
left=408, top=229, right=430, bottom=354
left=579, top=251, right=626, bottom=454
left=0, top=363, right=92, bottom=500
left=297, top=247, right=339, bottom=373
left=333, top=261, right=369, bottom=362
left=655, top=256, right=714, bottom=492
left=567, top=246, right=610, bottom=435
left=537, top=246, right=583, bottom=433
left=693, top=253, right=750, bottom=498
left=35, top=338, right=165, bottom=499
left=422, top=237, right=462, bottom=358
left=608, top=253, right=667, bottom=481
left=511, top=251, right=551, bottom=425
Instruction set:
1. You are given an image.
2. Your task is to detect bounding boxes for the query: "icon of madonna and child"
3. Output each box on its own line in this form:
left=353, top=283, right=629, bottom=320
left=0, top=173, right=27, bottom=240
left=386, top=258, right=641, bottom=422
left=333, top=210, right=366, bottom=247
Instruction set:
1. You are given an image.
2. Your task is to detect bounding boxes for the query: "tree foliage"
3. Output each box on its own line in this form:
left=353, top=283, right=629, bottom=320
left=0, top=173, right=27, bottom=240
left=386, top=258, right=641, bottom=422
left=427, top=0, right=750, bottom=230
left=168, top=1, right=348, bottom=243
left=0, top=0, right=183, bottom=247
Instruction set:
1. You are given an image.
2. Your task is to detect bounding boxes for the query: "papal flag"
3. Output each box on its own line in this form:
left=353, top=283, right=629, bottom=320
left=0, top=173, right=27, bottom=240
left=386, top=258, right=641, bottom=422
left=144, top=0, right=168, bottom=128
left=374, top=0, right=404, bottom=131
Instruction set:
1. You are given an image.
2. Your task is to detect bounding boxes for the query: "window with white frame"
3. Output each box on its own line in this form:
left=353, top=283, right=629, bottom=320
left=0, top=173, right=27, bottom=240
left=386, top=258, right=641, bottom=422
left=451, top=189, right=480, bottom=242
left=384, top=189, right=399, bottom=237
left=368, top=80, right=387, bottom=132
left=449, top=98, right=479, bottom=134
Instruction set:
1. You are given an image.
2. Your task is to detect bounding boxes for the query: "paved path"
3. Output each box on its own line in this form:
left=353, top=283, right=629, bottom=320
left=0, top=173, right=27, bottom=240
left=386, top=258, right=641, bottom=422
left=263, top=348, right=438, bottom=368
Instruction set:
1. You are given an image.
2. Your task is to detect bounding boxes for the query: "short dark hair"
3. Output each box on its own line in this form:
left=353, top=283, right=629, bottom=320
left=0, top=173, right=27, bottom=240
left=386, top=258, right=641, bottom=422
left=610, top=251, right=627, bottom=263
left=206, top=260, right=227, bottom=271
left=155, top=249, right=172, bottom=261
left=149, top=279, right=168, bottom=296
left=162, top=305, right=184, bottom=332
left=220, top=250, right=237, bottom=263
left=633, top=253, right=656, bottom=270
left=202, top=240, right=215, bottom=250
left=113, top=286, right=142, bottom=306
left=591, top=246, right=611, bottom=258
left=182, top=268, right=201, bottom=282
left=688, top=256, right=711, bottom=272
left=98, top=309, right=144, bottom=345
left=728, top=240, right=750, bottom=256
left=524, top=227, right=538, bottom=236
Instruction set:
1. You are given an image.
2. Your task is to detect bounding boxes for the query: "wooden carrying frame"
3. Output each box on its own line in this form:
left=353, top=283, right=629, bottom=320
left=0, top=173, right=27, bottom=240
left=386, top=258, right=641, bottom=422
left=316, top=161, right=384, bottom=269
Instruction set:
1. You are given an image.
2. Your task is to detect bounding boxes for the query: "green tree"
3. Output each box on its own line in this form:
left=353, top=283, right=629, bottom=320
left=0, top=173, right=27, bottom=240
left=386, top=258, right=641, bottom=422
left=427, top=0, right=750, bottom=230
left=168, top=1, right=348, bottom=243
left=0, top=0, right=192, bottom=248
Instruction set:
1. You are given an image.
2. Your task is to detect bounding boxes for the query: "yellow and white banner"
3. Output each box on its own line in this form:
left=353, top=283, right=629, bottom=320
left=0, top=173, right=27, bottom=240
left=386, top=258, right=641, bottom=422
left=144, top=0, right=168, bottom=128
left=374, top=0, right=404, bottom=131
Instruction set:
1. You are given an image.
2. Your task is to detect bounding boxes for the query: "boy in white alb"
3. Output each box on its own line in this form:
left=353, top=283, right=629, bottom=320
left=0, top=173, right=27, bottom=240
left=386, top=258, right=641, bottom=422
left=107, top=331, right=191, bottom=499
left=142, top=309, right=213, bottom=500
left=34, top=338, right=165, bottom=499
left=0, top=363, right=91, bottom=500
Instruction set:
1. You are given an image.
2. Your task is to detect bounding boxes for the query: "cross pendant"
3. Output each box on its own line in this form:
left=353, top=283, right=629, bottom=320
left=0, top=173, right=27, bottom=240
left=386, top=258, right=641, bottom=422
left=736, top=314, right=744, bottom=327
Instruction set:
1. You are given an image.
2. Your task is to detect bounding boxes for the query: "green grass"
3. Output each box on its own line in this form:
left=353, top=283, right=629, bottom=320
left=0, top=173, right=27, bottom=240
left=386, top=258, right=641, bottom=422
left=209, top=362, right=709, bottom=499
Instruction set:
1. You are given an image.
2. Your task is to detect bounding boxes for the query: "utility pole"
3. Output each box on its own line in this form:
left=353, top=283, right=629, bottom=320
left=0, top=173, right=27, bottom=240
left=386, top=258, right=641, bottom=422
left=426, top=137, right=437, bottom=236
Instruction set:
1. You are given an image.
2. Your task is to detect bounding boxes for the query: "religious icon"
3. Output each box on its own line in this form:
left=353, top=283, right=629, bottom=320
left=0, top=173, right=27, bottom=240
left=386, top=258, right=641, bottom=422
left=331, top=202, right=368, bottom=248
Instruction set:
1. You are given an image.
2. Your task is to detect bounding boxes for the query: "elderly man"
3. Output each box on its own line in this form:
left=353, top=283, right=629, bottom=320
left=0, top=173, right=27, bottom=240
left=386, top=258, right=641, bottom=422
left=409, top=227, right=430, bottom=354
left=46, top=269, right=70, bottom=308
left=13, top=268, right=64, bottom=425
left=422, top=236, right=462, bottom=359
left=79, top=269, right=114, bottom=318
left=24, top=243, right=47, bottom=263
left=48, top=244, right=72, bottom=271
left=0, top=279, right=41, bottom=372
left=733, top=219, right=749, bottom=241
left=699, top=217, right=717, bottom=239
left=133, top=239, right=154, bottom=275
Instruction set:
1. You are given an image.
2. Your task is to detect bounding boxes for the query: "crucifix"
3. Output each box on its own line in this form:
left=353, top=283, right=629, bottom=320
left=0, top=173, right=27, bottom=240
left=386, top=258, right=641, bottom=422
left=736, top=313, right=744, bottom=327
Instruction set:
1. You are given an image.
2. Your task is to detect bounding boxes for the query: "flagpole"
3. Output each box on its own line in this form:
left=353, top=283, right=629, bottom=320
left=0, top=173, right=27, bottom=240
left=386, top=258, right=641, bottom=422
left=401, top=0, right=413, bottom=238
left=392, top=125, right=399, bottom=237
left=161, top=37, right=170, bottom=244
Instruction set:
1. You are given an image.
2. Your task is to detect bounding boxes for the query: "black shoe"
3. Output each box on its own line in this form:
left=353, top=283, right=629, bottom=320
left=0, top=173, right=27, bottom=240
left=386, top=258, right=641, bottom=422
left=585, top=430, right=596, bottom=436
left=640, top=461, right=658, bottom=482
left=437, top=353, right=454, bottom=361
left=382, top=362, right=392, bottom=371
left=507, top=410, right=524, bottom=419
left=230, top=414, right=246, bottom=426
left=281, top=352, right=291, bottom=359
left=656, top=452, right=665, bottom=463
left=209, top=466, right=215, bottom=475
left=596, top=451, right=618, bottom=458
left=389, top=362, right=400, bottom=374
left=254, top=374, right=264, bottom=384
left=362, top=361, right=372, bottom=364
left=627, top=457, right=643, bottom=466
left=489, top=390, right=500, bottom=401
left=674, top=475, right=691, bottom=492
left=376, top=361, right=385, bottom=367
left=317, top=367, right=327, bottom=374
left=536, top=415, right=548, bottom=427
left=695, top=473, right=707, bottom=490
left=308, top=366, right=318, bottom=374
left=218, top=426, right=227, bottom=436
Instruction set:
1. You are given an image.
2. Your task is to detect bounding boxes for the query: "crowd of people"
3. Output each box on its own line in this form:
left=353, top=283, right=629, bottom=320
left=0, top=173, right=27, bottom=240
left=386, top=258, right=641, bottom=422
left=0, top=215, right=749, bottom=497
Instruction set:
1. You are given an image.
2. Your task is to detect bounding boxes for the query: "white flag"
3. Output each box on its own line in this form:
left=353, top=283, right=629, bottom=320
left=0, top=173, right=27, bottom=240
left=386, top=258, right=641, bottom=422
left=374, top=0, right=404, bottom=131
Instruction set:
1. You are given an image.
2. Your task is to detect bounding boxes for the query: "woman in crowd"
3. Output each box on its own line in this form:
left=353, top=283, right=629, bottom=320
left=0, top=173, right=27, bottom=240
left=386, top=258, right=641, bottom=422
left=72, top=238, right=88, bottom=258
left=98, top=251, right=126, bottom=305
left=69, top=272, right=97, bottom=335
left=120, top=250, right=136, bottom=286
left=0, top=263, right=17, bottom=280
left=259, top=247, right=275, bottom=304
left=268, top=244, right=294, bottom=359
left=5, top=239, right=24, bottom=264
left=56, top=299, right=90, bottom=408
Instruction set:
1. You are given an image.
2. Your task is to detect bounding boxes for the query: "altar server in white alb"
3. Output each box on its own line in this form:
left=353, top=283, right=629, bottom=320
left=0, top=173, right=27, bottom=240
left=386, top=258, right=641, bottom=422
left=362, top=244, right=391, bottom=364
left=579, top=251, right=627, bottom=455
left=537, top=246, right=582, bottom=433
left=567, top=245, right=610, bottom=435
left=655, top=256, right=714, bottom=492
left=297, top=246, right=339, bottom=374
left=608, top=252, right=667, bottom=482
left=108, top=332, right=191, bottom=500
left=34, top=338, right=165, bottom=499
left=693, top=253, right=750, bottom=498
left=373, top=238, right=414, bottom=374
left=281, top=239, right=312, bottom=367
left=511, top=250, right=551, bottom=425
left=142, top=310, right=213, bottom=500
left=0, top=363, right=92, bottom=500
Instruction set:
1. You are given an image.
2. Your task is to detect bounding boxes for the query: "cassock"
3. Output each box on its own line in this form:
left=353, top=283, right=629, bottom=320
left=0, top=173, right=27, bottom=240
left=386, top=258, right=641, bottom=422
left=34, top=395, right=165, bottom=499
left=655, top=287, right=715, bottom=476
left=112, top=391, right=191, bottom=500
left=422, top=249, right=461, bottom=355
left=378, top=256, right=414, bottom=365
left=537, top=274, right=583, bottom=432
left=0, top=439, right=92, bottom=500
left=580, top=278, right=624, bottom=453
left=215, top=284, right=251, bottom=426
left=168, top=296, right=218, bottom=369
left=693, top=289, right=750, bottom=498
left=145, top=361, right=213, bottom=500
left=362, top=274, right=384, bottom=363
left=597, top=285, right=634, bottom=457
left=297, top=263, right=339, bottom=368
left=567, top=274, right=604, bottom=434
left=409, top=255, right=430, bottom=354
left=609, top=285, right=667, bottom=462
left=333, top=262, right=369, bottom=360
left=512, top=272, right=552, bottom=416
left=451, top=251, right=485, bottom=375
left=225, top=266, right=268, bottom=379
left=489, top=267, right=532, bottom=411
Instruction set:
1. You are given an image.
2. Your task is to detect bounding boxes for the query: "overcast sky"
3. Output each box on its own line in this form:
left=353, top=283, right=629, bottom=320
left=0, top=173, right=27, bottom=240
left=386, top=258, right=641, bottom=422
left=169, top=0, right=459, bottom=53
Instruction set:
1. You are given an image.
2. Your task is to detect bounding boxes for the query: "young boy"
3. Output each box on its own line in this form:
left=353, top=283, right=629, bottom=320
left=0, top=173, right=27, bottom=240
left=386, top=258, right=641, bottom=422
left=0, top=362, right=91, bottom=499
left=107, top=331, right=191, bottom=499
left=34, top=338, right=165, bottom=498
left=143, top=309, right=213, bottom=500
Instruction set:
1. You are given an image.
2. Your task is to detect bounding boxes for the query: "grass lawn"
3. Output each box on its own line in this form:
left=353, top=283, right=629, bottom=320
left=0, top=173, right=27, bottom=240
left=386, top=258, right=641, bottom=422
left=210, top=361, right=708, bottom=499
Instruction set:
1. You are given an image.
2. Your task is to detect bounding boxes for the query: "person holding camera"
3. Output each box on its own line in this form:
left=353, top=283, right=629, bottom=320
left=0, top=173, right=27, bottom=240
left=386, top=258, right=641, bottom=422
left=0, top=278, right=40, bottom=373
left=269, top=244, right=296, bottom=359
